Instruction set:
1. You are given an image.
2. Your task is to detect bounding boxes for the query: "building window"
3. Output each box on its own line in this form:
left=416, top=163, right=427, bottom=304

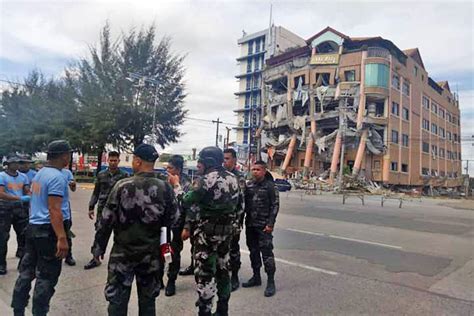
left=422, top=168, right=429, bottom=175
left=453, top=151, right=458, bottom=160
left=392, top=73, right=400, bottom=90
left=431, top=123, right=438, bottom=134
left=413, top=66, right=418, bottom=77
left=431, top=102, right=438, bottom=114
left=446, top=112, right=452, bottom=122
left=439, top=108, right=445, bottom=118
left=447, top=131, right=452, bottom=141
left=402, top=134, right=409, bottom=147
left=402, top=107, right=409, bottom=120
left=422, top=96, right=430, bottom=109
left=365, top=63, right=389, bottom=88
left=401, top=164, right=409, bottom=173
left=391, top=102, right=399, bottom=116
left=316, top=73, right=331, bottom=86
left=447, top=150, right=452, bottom=160
left=431, top=145, right=438, bottom=157
left=390, top=161, right=398, bottom=171
left=248, top=41, right=253, bottom=55
left=431, top=169, right=438, bottom=176
left=243, top=129, right=249, bottom=144
left=422, top=119, right=430, bottom=130
left=344, top=70, right=355, bottom=81
left=451, top=115, right=457, bottom=125
left=402, top=81, right=410, bottom=96
left=391, top=130, right=399, bottom=144
left=422, top=142, right=430, bottom=153
left=247, top=59, right=252, bottom=73
left=255, top=39, right=260, bottom=53
left=453, top=133, right=458, bottom=142
left=439, top=127, right=445, bottom=138
left=294, top=75, right=306, bottom=87
left=439, top=148, right=445, bottom=158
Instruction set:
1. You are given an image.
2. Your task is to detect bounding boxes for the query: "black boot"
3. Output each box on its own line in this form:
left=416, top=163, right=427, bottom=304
left=15, top=249, right=24, bottom=259
left=231, top=271, right=240, bottom=292
left=264, top=274, right=276, bottom=297
left=159, top=277, right=164, bottom=289
left=0, top=265, right=6, bottom=275
left=213, top=300, right=229, bottom=316
left=242, top=270, right=261, bottom=288
left=65, top=254, right=76, bottom=266
left=165, top=279, right=176, bottom=296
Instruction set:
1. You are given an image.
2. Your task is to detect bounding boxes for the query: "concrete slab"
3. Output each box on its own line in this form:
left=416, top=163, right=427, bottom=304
left=429, top=259, right=474, bottom=301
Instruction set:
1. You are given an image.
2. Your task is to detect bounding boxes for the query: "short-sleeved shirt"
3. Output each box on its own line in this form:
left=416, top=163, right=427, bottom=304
left=0, top=171, right=29, bottom=198
left=30, top=167, right=69, bottom=225
left=25, top=169, right=37, bottom=183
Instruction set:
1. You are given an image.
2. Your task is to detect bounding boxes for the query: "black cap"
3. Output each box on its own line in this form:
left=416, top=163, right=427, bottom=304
left=47, top=140, right=73, bottom=154
left=18, top=154, right=33, bottom=163
left=5, top=154, right=21, bottom=164
left=133, top=144, right=159, bottom=162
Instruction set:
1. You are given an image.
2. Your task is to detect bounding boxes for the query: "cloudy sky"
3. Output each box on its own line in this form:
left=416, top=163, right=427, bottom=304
left=1, top=0, right=473, bottom=172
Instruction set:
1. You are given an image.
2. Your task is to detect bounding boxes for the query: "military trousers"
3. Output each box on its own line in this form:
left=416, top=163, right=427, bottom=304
left=90, top=205, right=104, bottom=255
left=245, top=226, right=276, bottom=275
left=105, top=245, right=162, bottom=316
left=11, top=221, right=70, bottom=315
left=158, top=227, right=184, bottom=282
left=193, top=219, right=233, bottom=315
left=0, top=205, right=28, bottom=267
left=228, top=228, right=241, bottom=273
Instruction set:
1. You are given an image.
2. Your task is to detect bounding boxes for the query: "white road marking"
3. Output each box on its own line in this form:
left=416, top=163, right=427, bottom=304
left=285, top=228, right=403, bottom=250
left=241, top=250, right=338, bottom=276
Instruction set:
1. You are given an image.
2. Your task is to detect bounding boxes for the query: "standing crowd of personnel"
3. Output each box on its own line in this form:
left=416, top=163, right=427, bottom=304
left=0, top=140, right=280, bottom=316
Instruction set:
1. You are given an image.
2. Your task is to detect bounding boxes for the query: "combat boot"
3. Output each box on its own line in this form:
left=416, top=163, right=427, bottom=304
left=264, top=274, right=276, bottom=297
left=165, top=279, right=176, bottom=296
left=242, top=270, right=261, bottom=288
left=213, top=300, right=229, bottom=316
left=231, top=271, right=240, bottom=291
left=0, top=265, right=6, bottom=275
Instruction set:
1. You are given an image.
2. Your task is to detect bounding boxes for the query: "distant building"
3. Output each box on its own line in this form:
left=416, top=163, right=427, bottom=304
left=234, top=26, right=306, bottom=162
left=259, top=26, right=462, bottom=188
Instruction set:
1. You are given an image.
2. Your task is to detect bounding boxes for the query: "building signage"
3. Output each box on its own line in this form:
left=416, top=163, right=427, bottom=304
left=310, top=53, right=340, bottom=65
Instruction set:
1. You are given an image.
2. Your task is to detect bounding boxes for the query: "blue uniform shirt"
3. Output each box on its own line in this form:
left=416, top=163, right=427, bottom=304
left=25, top=169, right=37, bottom=183
left=61, top=169, right=74, bottom=215
left=30, top=167, right=69, bottom=225
left=0, top=171, right=29, bottom=198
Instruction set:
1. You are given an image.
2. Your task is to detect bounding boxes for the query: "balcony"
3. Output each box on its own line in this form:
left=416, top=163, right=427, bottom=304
left=367, top=47, right=390, bottom=59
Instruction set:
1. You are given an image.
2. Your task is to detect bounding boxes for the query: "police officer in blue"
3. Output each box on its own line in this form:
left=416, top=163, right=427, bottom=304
left=0, top=155, right=31, bottom=274
left=61, top=167, right=77, bottom=266
left=18, top=155, right=37, bottom=183
left=11, top=140, right=72, bottom=316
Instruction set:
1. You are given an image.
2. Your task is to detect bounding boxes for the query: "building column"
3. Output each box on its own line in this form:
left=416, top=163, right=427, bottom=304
left=352, top=51, right=368, bottom=176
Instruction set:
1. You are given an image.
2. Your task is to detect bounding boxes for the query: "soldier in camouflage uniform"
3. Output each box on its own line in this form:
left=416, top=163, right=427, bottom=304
left=222, top=148, right=245, bottom=292
left=158, top=155, right=192, bottom=296
left=85, top=151, right=128, bottom=270
left=181, top=147, right=239, bottom=316
left=92, top=144, right=177, bottom=315
left=242, top=161, right=279, bottom=297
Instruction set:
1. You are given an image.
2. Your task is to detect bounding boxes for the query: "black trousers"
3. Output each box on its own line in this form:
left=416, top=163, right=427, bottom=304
left=11, top=221, right=70, bottom=315
left=158, top=227, right=184, bottom=282
left=0, top=205, right=28, bottom=266
left=245, top=226, right=276, bottom=275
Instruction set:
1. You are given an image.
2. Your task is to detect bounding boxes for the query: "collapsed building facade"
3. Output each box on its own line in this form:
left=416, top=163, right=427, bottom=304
left=259, top=27, right=463, bottom=188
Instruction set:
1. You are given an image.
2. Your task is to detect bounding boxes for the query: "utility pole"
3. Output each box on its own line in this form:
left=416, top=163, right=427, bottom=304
left=212, top=118, right=222, bottom=148
left=225, top=127, right=231, bottom=148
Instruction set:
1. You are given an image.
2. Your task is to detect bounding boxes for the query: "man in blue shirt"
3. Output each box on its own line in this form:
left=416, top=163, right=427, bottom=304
left=61, top=168, right=77, bottom=266
left=11, top=140, right=72, bottom=316
left=0, top=155, right=31, bottom=274
left=18, top=155, right=37, bottom=183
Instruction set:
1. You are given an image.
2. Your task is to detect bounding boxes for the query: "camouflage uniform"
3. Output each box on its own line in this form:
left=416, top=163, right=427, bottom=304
left=228, top=169, right=245, bottom=275
left=92, top=172, right=177, bottom=315
left=183, top=166, right=239, bottom=316
left=158, top=173, right=191, bottom=284
left=244, top=174, right=279, bottom=278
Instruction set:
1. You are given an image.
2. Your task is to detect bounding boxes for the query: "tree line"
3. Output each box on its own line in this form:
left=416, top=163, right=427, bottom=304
left=0, top=22, right=187, bottom=171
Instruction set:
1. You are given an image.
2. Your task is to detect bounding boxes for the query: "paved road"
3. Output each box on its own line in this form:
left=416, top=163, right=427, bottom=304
left=1, top=186, right=473, bottom=315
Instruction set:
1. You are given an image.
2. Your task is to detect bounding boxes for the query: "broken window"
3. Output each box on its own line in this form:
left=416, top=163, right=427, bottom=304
left=431, top=169, right=438, bottom=176
left=391, top=130, right=399, bottom=144
left=344, top=70, right=355, bottom=82
left=390, top=161, right=398, bottom=171
left=422, top=142, right=429, bottom=153
left=391, top=102, right=399, bottom=116
left=401, top=164, right=409, bottom=173
left=402, top=134, right=409, bottom=147
left=392, top=73, right=400, bottom=90
left=293, top=75, right=306, bottom=87
left=431, top=145, right=438, bottom=157
left=315, top=73, right=331, bottom=87
left=402, top=107, right=409, bottom=120
left=270, top=77, right=288, bottom=94
left=315, top=41, right=338, bottom=54
left=422, top=168, right=430, bottom=175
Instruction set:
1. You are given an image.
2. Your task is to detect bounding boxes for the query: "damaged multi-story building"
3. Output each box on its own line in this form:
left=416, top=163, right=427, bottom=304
left=258, top=26, right=463, bottom=188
